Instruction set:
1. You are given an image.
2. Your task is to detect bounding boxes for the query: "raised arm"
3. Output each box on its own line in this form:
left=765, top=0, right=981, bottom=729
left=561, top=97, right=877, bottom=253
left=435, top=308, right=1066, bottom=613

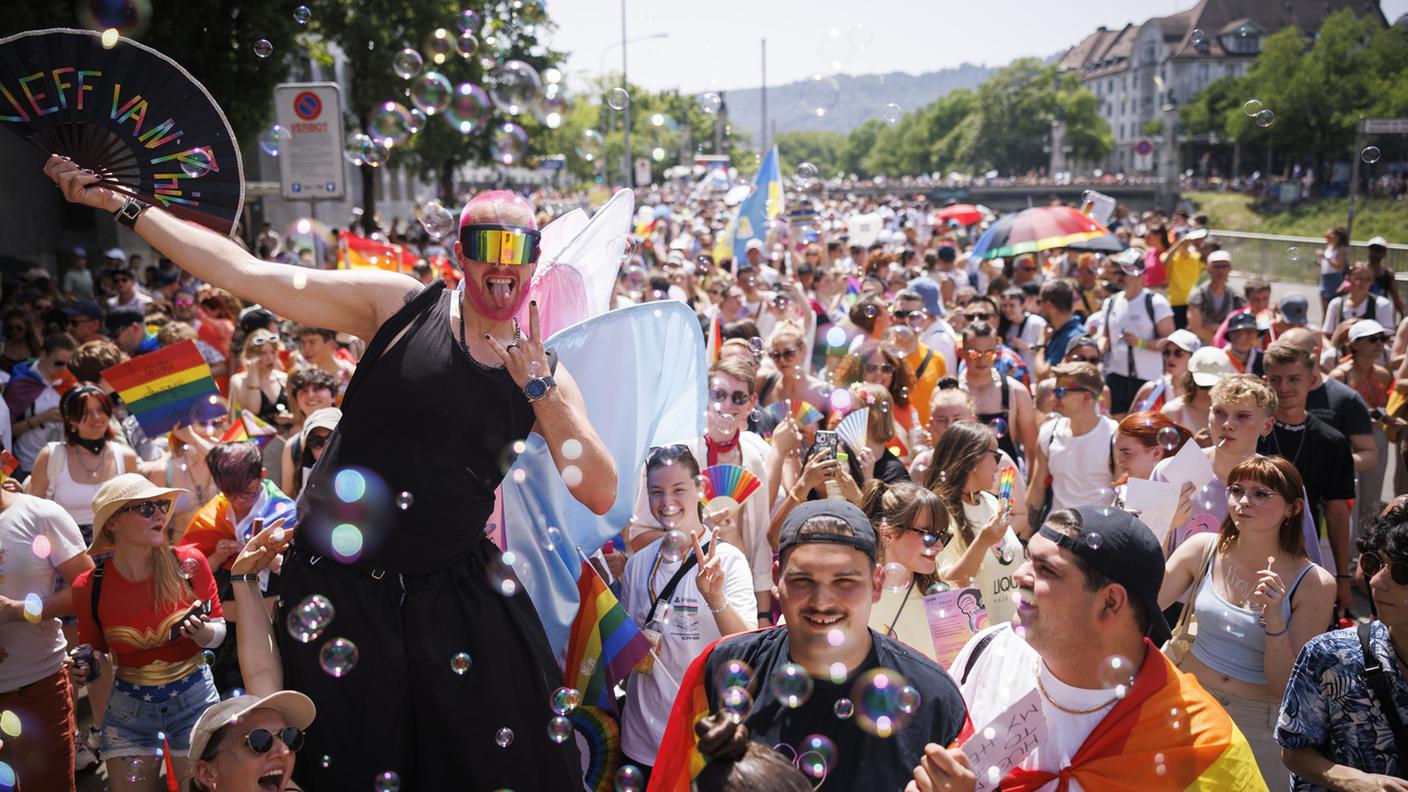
left=44, top=156, right=420, bottom=341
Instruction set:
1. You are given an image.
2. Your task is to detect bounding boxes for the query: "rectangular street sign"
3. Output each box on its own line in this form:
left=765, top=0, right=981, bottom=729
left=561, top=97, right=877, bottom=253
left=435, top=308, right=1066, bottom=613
left=1361, top=118, right=1408, bottom=134
left=274, top=82, right=346, bottom=200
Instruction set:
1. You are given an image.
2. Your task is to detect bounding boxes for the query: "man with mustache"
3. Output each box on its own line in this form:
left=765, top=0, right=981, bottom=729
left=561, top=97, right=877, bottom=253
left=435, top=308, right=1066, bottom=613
left=905, top=507, right=1266, bottom=791
left=650, top=500, right=968, bottom=791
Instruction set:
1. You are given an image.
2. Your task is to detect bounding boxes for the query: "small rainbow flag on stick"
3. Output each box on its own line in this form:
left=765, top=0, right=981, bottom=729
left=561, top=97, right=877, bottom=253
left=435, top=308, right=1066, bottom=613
left=998, top=467, right=1016, bottom=511
left=563, top=557, right=652, bottom=715
left=220, top=409, right=279, bottom=448
left=699, top=464, right=761, bottom=506
left=102, top=340, right=225, bottom=436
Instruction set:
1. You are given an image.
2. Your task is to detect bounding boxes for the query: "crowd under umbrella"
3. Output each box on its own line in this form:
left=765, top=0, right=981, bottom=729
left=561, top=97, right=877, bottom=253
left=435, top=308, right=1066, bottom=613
left=969, top=205, right=1109, bottom=260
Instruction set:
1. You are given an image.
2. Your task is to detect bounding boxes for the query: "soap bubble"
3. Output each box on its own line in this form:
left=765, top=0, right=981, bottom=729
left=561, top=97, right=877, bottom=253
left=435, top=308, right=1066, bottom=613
left=719, top=685, right=753, bottom=723
left=181, top=148, right=213, bottom=178
left=318, top=637, right=359, bottom=677
left=253, top=39, right=273, bottom=58
left=818, top=28, right=849, bottom=71
left=1099, top=654, right=1136, bottom=697
left=794, top=161, right=819, bottom=188
left=615, top=765, right=644, bottom=792
left=392, top=48, right=424, bottom=80
left=0, top=710, right=19, bottom=738
left=369, top=101, right=415, bottom=147
left=344, top=132, right=372, bottom=166
left=490, top=123, right=528, bottom=165
left=606, top=87, right=630, bottom=110
left=827, top=628, right=845, bottom=647
left=896, top=685, right=921, bottom=714
left=373, top=771, right=400, bottom=792
left=494, top=727, right=514, bottom=748
left=1242, top=99, right=1263, bottom=117
left=881, top=562, right=910, bottom=592
left=546, top=715, right=573, bottom=743
left=561, top=465, right=583, bottom=487
left=490, top=550, right=521, bottom=596
left=286, top=594, right=335, bottom=643
left=990, top=416, right=1008, bottom=438
left=882, top=103, right=903, bottom=125
left=395, top=491, right=415, bottom=510
left=445, top=83, right=491, bottom=134
left=833, top=698, right=855, bottom=719
left=561, top=439, right=583, bottom=460
left=415, top=200, right=455, bottom=239
left=798, top=734, right=837, bottom=779
left=1287, top=246, right=1300, bottom=262
left=800, top=74, right=840, bottom=117
left=450, top=652, right=472, bottom=675
left=360, top=136, right=390, bottom=168
left=660, top=530, right=690, bottom=563
left=423, top=28, right=454, bottom=66
left=410, top=72, right=453, bottom=116
left=1156, top=426, right=1181, bottom=451
left=1085, top=531, right=1103, bottom=550
left=455, top=8, right=481, bottom=34
left=293, top=5, right=311, bottom=24
left=1190, top=29, right=1205, bottom=46
left=31, top=534, right=52, bottom=559
left=849, top=23, right=874, bottom=49
left=456, top=31, right=479, bottom=59
left=577, top=128, right=605, bottom=162
left=549, top=687, right=582, bottom=715
left=489, top=60, right=542, bottom=116
left=1361, top=146, right=1382, bottom=164
left=825, top=325, right=848, bottom=348
left=259, top=124, right=291, bottom=156
left=852, top=667, right=916, bottom=737
left=770, top=663, right=814, bottom=709
left=1254, top=109, right=1275, bottom=128
left=714, top=658, right=754, bottom=692
left=698, top=92, right=722, bottom=114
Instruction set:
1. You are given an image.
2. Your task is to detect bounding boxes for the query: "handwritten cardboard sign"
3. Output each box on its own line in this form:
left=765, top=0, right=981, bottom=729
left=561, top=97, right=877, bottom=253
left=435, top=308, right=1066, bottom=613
left=962, top=687, right=1047, bottom=791
left=924, top=587, right=988, bottom=671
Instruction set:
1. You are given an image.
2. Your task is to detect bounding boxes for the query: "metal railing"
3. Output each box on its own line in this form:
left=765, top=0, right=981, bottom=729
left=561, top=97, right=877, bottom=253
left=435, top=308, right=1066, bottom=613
left=1208, top=230, right=1408, bottom=286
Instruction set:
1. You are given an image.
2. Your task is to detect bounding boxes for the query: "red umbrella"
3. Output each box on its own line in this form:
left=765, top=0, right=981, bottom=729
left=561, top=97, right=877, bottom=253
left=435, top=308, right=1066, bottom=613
left=933, top=204, right=985, bottom=226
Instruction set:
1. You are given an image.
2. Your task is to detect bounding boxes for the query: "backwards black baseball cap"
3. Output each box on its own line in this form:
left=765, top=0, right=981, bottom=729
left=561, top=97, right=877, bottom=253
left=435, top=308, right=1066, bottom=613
left=779, top=500, right=877, bottom=562
left=1037, top=506, right=1171, bottom=646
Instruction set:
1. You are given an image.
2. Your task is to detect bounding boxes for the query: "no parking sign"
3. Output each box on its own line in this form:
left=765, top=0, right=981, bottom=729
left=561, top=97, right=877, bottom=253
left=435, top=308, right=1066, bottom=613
left=274, top=82, right=346, bottom=200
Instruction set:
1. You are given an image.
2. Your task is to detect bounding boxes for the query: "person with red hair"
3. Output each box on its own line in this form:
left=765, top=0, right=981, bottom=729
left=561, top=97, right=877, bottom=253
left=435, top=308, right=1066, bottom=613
left=1112, top=411, right=1193, bottom=510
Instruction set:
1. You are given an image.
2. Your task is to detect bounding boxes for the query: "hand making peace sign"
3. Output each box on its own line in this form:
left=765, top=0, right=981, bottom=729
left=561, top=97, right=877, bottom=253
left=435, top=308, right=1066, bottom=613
left=692, top=530, right=727, bottom=612
left=483, top=299, right=552, bottom=391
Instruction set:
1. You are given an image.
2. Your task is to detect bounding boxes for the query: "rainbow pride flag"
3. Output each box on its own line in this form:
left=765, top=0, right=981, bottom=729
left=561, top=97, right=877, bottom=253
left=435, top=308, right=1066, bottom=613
left=220, top=409, right=279, bottom=448
left=563, top=559, right=652, bottom=716
left=337, top=230, right=417, bottom=272
left=101, top=340, right=224, bottom=436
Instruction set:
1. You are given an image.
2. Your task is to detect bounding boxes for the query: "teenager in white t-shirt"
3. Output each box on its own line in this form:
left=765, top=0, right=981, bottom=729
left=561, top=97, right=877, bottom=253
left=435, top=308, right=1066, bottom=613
left=1028, top=362, right=1118, bottom=515
left=619, top=447, right=757, bottom=772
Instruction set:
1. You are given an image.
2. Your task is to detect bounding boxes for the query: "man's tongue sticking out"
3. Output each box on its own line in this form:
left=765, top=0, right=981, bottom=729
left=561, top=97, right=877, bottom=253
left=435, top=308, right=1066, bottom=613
left=466, top=267, right=525, bottom=321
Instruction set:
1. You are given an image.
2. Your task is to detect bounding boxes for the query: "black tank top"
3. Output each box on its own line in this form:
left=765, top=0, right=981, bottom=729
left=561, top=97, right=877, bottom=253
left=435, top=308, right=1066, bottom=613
left=295, top=282, right=537, bottom=574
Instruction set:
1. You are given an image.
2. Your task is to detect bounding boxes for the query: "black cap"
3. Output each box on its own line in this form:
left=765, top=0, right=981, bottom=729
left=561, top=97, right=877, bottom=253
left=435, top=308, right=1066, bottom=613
left=937, top=245, right=957, bottom=262
left=1225, top=311, right=1258, bottom=334
left=152, top=269, right=179, bottom=287
left=61, top=300, right=104, bottom=321
left=778, top=500, right=877, bottom=562
left=104, top=307, right=144, bottom=336
left=1037, top=507, right=1171, bottom=645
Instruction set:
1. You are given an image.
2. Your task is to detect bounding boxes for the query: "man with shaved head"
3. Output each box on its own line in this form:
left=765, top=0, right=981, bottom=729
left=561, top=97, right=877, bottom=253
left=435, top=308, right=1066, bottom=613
left=45, top=158, right=616, bottom=788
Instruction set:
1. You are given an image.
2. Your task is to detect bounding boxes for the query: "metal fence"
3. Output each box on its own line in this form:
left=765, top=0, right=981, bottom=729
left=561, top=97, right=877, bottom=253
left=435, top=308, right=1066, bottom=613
left=1208, top=230, right=1408, bottom=286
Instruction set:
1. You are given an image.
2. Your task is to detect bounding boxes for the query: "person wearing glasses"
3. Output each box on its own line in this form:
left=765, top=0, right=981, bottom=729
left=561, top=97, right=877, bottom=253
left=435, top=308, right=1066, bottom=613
left=756, top=323, right=829, bottom=412
left=1159, top=456, right=1335, bottom=786
left=228, top=331, right=290, bottom=430
left=62, top=299, right=106, bottom=344
left=1098, top=251, right=1176, bottom=418
left=276, top=369, right=338, bottom=499
left=861, top=479, right=953, bottom=663
left=961, top=296, right=1031, bottom=386
left=8, top=333, right=77, bottom=474
left=1027, top=362, right=1119, bottom=517
left=29, top=386, right=139, bottom=545
left=103, top=265, right=154, bottom=314
left=1330, top=319, right=1393, bottom=526
left=1129, top=329, right=1200, bottom=414
left=1277, top=497, right=1408, bottom=790
left=999, top=287, right=1048, bottom=377
left=70, top=474, right=225, bottom=791
left=1160, top=346, right=1234, bottom=446
left=142, top=409, right=226, bottom=543
left=1187, top=251, right=1245, bottom=346
left=187, top=691, right=315, bottom=792
left=1, top=308, right=40, bottom=375
left=958, top=321, right=1037, bottom=475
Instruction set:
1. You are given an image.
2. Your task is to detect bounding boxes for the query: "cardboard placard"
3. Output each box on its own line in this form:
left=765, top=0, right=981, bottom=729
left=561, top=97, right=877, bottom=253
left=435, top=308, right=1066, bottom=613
left=962, top=687, right=1048, bottom=791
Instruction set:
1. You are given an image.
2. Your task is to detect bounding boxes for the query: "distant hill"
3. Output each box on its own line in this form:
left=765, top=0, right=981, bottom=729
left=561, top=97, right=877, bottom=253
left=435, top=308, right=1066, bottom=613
left=721, top=63, right=998, bottom=137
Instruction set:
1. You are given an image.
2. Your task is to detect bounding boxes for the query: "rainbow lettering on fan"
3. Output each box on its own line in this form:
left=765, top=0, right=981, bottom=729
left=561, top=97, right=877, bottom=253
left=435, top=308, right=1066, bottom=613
left=109, top=83, right=184, bottom=148
left=147, top=146, right=218, bottom=208
left=0, top=68, right=104, bottom=121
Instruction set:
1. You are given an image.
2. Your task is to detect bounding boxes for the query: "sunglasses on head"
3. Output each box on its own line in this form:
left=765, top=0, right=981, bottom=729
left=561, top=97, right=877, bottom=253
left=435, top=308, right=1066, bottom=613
left=709, top=388, right=750, bottom=406
left=1361, top=551, right=1408, bottom=586
left=241, top=726, right=305, bottom=755
left=117, top=500, right=172, bottom=518
left=460, top=224, right=542, bottom=266
left=647, top=443, right=692, bottom=467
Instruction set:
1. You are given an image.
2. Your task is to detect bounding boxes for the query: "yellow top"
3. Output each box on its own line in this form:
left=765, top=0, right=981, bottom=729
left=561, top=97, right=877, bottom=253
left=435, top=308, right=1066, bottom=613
left=1164, top=248, right=1204, bottom=306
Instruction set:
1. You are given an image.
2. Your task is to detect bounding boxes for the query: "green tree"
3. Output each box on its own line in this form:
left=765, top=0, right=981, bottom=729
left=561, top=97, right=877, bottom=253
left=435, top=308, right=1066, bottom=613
left=965, top=58, right=1111, bottom=174
left=773, top=130, right=844, bottom=178
left=839, top=118, right=884, bottom=178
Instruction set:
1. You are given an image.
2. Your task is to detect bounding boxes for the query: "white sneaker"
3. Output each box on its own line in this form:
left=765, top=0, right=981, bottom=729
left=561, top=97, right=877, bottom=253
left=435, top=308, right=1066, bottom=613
left=74, top=741, right=99, bottom=771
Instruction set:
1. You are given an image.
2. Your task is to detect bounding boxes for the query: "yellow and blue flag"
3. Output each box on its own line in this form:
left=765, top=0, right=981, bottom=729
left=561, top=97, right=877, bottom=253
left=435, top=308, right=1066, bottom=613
left=720, top=146, right=783, bottom=264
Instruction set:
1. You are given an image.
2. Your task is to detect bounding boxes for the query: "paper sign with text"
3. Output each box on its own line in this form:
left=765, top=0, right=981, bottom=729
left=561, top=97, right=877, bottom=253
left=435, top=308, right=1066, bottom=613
left=925, top=587, right=988, bottom=671
left=962, top=686, right=1047, bottom=791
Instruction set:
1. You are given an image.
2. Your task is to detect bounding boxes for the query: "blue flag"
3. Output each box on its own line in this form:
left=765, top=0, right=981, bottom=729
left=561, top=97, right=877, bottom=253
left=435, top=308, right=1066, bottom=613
left=726, top=146, right=783, bottom=262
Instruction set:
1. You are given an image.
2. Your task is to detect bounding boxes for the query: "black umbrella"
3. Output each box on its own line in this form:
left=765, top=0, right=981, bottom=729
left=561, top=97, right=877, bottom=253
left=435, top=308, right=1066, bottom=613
left=1066, top=233, right=1128, bottom=253
left=0, top=28, right=244, bottom=236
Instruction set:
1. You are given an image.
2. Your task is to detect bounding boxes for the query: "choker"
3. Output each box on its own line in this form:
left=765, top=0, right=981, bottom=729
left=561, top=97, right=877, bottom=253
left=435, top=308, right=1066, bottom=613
left=72, top=436, right=107, bottom=455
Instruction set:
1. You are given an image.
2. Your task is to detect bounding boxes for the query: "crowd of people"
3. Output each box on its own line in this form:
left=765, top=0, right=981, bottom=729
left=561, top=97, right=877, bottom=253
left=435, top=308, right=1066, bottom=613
left=1, top=155, right=1406, bottom=792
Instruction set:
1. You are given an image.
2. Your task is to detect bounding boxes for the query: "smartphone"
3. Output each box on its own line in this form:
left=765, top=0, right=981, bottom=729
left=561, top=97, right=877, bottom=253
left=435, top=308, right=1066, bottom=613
left=811, top=430, right=839, bottom=462
left=169, top=599, right=211, bottom=642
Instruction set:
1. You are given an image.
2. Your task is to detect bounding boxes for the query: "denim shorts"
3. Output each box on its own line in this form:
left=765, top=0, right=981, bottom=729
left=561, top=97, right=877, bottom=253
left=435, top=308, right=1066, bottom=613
left=101, top=664, right=219, bottom=759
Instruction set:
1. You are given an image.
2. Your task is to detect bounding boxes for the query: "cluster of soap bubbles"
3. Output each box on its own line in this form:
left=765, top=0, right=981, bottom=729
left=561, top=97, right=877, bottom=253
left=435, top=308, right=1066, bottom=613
left=851, top=668, right=920, bottom=737
left=286, top=594, right=335, bottom=643
left=1242, top=99, right=1275, bottom=129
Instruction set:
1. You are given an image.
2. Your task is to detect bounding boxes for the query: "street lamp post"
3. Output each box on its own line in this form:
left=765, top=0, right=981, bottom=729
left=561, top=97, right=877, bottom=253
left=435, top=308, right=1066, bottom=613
left=597, top=30, right=669, bottom=187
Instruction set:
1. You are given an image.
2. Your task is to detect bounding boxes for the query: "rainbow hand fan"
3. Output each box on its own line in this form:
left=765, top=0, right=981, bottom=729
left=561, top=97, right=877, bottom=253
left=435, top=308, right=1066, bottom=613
left=836, top=407, right=869, bottom=451
left=764, top=399, right=824, bottom=426
left=699, top=464, right=761, bottom=507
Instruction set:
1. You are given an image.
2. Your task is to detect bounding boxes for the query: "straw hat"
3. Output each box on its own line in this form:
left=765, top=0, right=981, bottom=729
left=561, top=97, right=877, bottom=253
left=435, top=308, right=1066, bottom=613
left=188, top=691, right=317, bottom=761
left=89, top=473, right=185, bottom=551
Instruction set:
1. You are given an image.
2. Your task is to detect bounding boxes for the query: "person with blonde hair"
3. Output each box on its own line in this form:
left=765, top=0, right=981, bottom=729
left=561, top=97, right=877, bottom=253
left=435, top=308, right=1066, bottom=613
left=227, top=331, right=289, bottom=429
left=912, top=383, right=1030, bottom=529
left=756, top=321, right=829, bottom=410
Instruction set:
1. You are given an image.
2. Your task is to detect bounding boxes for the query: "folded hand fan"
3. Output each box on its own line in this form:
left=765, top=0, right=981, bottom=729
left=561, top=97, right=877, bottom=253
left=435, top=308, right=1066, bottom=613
left=836, top=407, right=869, bottom=452
left=0, top=28, right=244, bottom=235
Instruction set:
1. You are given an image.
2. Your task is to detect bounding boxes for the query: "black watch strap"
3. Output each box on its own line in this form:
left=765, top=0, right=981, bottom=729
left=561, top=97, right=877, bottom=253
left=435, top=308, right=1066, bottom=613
left=113, top=197, right=151, bottom=229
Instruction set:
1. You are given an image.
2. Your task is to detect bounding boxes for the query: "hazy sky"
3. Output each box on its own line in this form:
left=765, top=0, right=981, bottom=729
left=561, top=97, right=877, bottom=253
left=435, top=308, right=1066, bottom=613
left=548, top=0, right=1408, bottom=94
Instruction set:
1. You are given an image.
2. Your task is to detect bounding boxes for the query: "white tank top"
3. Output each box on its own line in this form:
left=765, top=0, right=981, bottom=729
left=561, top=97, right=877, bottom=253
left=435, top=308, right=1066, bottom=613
left=50, top=443, right=128, bottom=526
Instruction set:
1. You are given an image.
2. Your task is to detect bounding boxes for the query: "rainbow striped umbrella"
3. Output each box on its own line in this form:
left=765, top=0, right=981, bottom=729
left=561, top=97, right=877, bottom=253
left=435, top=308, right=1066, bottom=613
left=970, top=206, right=1109, bottom=260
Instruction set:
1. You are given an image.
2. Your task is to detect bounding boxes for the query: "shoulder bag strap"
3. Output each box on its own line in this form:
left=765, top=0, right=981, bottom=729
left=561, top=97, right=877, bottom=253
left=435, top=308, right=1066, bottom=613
left=90, top=555, right=107, bottom=638
left=1358, top=622, right=1408, bottom=770
left=915, top=350, right=934, bottom=380
left=1171, top=539, right=1217, bottom=636
left=45, top=441, right=64, bottom=499
left=961, top=630, right=999, bottom=684
left=644, top=542, right=706, bottom=626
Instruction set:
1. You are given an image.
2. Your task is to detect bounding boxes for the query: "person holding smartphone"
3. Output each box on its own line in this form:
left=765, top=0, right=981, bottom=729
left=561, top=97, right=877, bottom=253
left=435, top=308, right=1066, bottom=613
left=71, top=474, right=225, bottom=792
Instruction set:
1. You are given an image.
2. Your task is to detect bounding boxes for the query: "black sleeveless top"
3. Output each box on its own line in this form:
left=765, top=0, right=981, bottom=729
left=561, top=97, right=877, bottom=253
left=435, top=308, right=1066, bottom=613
left=295, top=282, right=537, bottom=574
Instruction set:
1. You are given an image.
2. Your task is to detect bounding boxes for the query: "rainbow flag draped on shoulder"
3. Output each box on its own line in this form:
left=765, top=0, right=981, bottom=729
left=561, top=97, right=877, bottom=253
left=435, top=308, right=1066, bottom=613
left=1003, top=640, right=1268, bottom=791
left=562, top=559, right=651, bottom=716
left=220, top=409, right=279, bottom=448
left=714, top=146, right=783, bottom=264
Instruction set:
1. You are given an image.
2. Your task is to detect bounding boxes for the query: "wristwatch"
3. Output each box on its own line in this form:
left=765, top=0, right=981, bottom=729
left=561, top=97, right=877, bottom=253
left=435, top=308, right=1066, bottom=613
left=523, top=375, right=556, bottom=402
left=113, top=196, right=151, bottom=229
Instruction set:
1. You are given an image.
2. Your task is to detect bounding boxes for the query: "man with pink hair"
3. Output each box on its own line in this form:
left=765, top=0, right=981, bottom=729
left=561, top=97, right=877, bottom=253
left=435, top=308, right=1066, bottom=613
left=44, top=158, right=617, bottom=789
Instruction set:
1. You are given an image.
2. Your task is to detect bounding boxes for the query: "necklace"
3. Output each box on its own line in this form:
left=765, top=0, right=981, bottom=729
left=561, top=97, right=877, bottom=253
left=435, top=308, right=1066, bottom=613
left=456, top=288, right=521, bottom=371
left=1034, top=664, right=1122, bottom=715
left=72, top=444, right=106, bottom=481
left=1270, top=420, right=1306, bottom=468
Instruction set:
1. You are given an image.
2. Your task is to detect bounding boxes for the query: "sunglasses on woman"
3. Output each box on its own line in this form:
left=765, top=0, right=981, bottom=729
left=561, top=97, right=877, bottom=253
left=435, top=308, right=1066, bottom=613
left=117, top=500, right=172, bottom=518
left=864, top=362, right=895, bottom=375
left=708, top=388, right=750, bottom=406
left=1360, top=551, right=1408, bottom=585
left=910, top=524, right=952, bottom=550
left=242, top=726, right=305, bottom=754
left=1066, top=353, right=1100, bottom=364
left=1162, top=348, right=1188, bottom=359
left=768, top=347, right=799, bottom=362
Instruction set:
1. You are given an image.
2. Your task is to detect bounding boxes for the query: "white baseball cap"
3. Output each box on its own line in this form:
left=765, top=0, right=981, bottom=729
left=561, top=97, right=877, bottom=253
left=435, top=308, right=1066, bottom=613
left=1206, top=250, right=1231, bottom=265
left=1367, top=236, right=1388, bottom=249
left=1188, top=347, right=1235, bottom=387
left=1348, top=319, right=1390, bottom=343
left=1165, top=329, right=1202, bottom=353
